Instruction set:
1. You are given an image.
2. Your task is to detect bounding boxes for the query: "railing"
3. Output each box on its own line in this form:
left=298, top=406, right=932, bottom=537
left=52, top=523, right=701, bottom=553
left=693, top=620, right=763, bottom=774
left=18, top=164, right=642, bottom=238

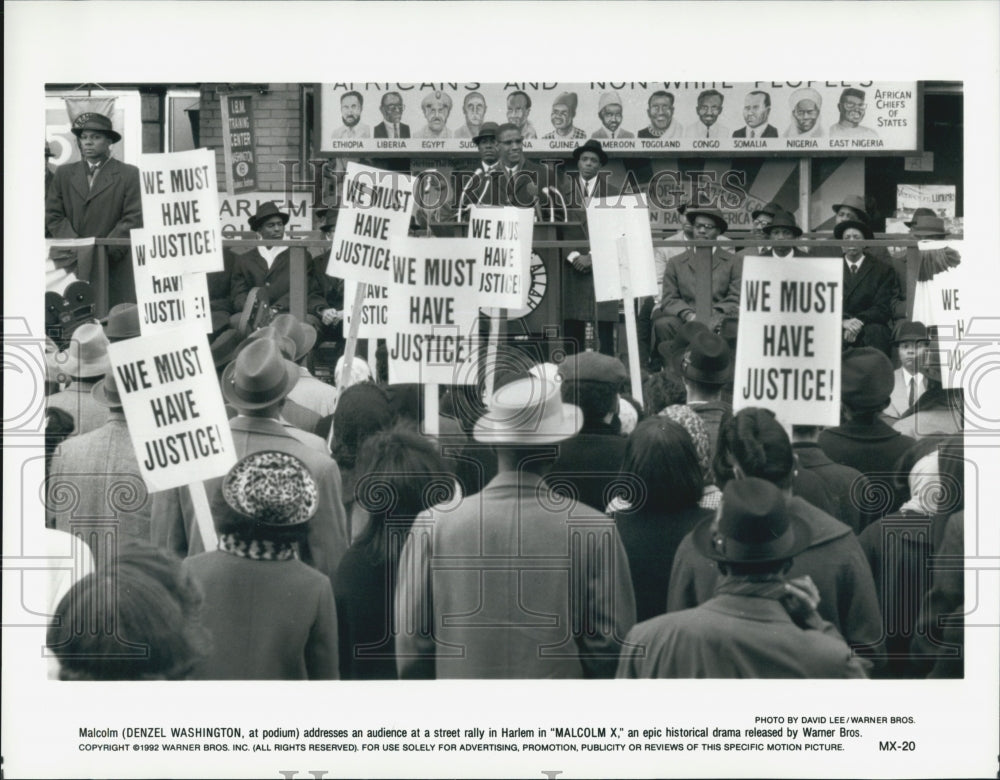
left=78, top=232, right=929, bottom=325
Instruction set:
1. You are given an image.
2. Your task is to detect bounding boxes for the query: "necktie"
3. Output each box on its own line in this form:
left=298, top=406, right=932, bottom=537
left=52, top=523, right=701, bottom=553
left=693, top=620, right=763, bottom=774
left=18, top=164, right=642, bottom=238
left=850, top=263, right=859, bottom=275
left=88, top=165, right=100, bottom=189
left=908, top=376, right=916, bottom=408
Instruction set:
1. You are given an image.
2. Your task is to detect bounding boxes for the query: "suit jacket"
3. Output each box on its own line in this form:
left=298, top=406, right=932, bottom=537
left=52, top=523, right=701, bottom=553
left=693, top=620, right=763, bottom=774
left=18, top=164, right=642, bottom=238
left=733, top=124, right=778, bottom=138
left=842, top=253, right=895, bottom=326
left=183, top=551, right=338, bottom=679
left=230, top=247, right=327, bottom=316
left=660, top=248, right=742, bottom=325
left=667, top=495, right=884, bottom=652
left=150, top=416, right=350, bottom=581
left=474, top=160, right=546, bottom=209
left=47, top=380, right=108, bottom=436
left=885, top=367, right=928, bottom=420
left=373, top=121, right=411, bottom=139
left=617, top=592, right=869, bottom=678
left=47, top=411, right=152, bottom=544
left=395, top=470, right=636, bottom=679
left=558, top=172, right=621, bottom=321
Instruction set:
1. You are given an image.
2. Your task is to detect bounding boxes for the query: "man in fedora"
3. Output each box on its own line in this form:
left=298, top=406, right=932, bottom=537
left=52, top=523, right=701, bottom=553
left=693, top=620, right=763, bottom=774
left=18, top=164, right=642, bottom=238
left=890, top=211, right=961, bottom=320
left=46, top=322, right=111, bottom=436
left=542, top=92, right=586, bottom=140
left=270, top=313, right=338, bottom=419
left=45, top=112, right=143, bottom=307
left=617, top=478, right=870, bottom=678
left=652, top=207, right=742, bottom=354
left=230, top=202, right=328, bottom=335
left=837, top=219, right=895, bottom=355
left=48, top=367, right=151, bottom=546
left=395, top=373, right=636, bottom=678
left=455, top=121, right=502, bottom=219
left=885, top=320, right=930, bottom=420
left=759, top=209, right=807, bottom=258
left=592, top=91, right=634, bottom=140
left=559, top=138, right=619, bottom=355
left=678, top=331, right=733, bottom=461
left=550, top=352, right=630, bottom=512
left=151, top=339, right=350, bottom=582
left=101, top=302, right=140, bottom=342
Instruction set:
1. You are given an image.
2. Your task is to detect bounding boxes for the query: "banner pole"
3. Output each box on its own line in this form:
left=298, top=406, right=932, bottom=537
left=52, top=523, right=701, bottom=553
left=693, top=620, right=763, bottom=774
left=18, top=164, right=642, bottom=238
left=423, top=383, right=440, bottom=438
left=341, top=283, right=367, bottom=389
left=483, top=309, right=505, bottom=406
left=188, top=480, right=218, bottom=552
left=616, top=236, right=644, bottom=407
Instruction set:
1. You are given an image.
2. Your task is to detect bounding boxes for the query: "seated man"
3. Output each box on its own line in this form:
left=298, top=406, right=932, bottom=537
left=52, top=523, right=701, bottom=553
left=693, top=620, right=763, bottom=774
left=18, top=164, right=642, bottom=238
left=229, top=203, right=327, bottom=334
left=651, top=208, right=741, bottom=352
left=837, top=219, right=894, bottom=356
left=885, top=320, right=930, bottom=420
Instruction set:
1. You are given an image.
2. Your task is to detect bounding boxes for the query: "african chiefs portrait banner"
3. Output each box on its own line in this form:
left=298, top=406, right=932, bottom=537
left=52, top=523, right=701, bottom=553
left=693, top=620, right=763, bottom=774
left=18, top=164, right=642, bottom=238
left=319, top=81, right=918, bottom=156
left=385, top=236, right=482, bottom=385
left=107, top=323, right=237, bottom=493
left=137, top=148, right=224, bottom=273
left=733, top=256, right=843, bottom=426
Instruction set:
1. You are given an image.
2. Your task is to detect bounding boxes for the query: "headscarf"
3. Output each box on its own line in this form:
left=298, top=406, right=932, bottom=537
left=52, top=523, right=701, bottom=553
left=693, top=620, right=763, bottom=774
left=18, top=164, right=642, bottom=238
left=659, top=404, right=713, bottom=484
left=898, top=450, right=942, bottom=515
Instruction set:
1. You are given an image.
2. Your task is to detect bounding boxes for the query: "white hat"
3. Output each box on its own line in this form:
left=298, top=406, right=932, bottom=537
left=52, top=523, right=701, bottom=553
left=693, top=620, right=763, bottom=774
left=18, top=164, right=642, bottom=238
left=598, top=92, right=623, bottom=112
left=789, top=87, right=823, bottom=110
left=474, top=376, right=581, bottom=444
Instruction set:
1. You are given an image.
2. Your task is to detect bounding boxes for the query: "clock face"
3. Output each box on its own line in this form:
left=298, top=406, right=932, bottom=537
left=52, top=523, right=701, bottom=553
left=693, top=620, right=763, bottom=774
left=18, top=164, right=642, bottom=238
left=482, top=252, right=547, bottom=319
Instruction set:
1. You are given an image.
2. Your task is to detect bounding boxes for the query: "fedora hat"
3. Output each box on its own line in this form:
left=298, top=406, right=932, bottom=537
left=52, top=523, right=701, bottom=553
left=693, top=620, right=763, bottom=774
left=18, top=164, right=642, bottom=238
left=834, top=219, right=874, bottom=241
left=831, top=195, right=870, bottom=222
left=474, top=376, right=582, bottom=444
left=221, top=338, right=299, bottom=410
left=472, top=121, right=501, bottom=145
left=243, top=325, right=297, bottom=360
left=904, top=207, right=936, bottom=228
left=222, top=451, right=318, bottom=528
left=55, top=322, right=110, bottom=378
left=763, top=210, right=803, bottom=237
left=557, top=351, right=627, bottom=387
left=679, top=331, right=732, bottom=385
left=269, top=313, right=317, bottom=362
left=751, top=201, right=781, bottom=221
left=572, top=138, right=608, bottom=166
left=91, top=367, right=123, bottom=408
left=103, top=303, right=140, bottom=341
left=693, top=478, right=811, bottom=564
left=841, top=347, right=894, bottom=410
left=685, top=208, right=728, bottom=234
left=893, top=320, right=929, bottom=344
left=909, top=214, right=948, bottom=238
left=210, top=329, right=244, bottom=369
left=248, top=202, right=290, bottom=233
left=657, top=319, right=710, bottom=364
left=71, top=112, right=121, bottom=143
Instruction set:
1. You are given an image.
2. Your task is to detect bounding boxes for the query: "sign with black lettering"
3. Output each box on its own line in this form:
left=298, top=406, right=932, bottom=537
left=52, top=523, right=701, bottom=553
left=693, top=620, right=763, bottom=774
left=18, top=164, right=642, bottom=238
left=220, top=93, right=258, bottom=194
left=733, top=257, right=842, bottom=425
left=137, top=148, right=224, bottom=273
left=107, top=323, right=237, bottom=492
left=343, top=280, right=391, bottom=339
left=328, top=162, right=416, bottom=285
left=131, top=227, right=212, bottom=335
left=386, top=236, right=481, bottom=384
left=467, top=206, right=533, bottom=310
left=912, top=240, right=968, bottom=389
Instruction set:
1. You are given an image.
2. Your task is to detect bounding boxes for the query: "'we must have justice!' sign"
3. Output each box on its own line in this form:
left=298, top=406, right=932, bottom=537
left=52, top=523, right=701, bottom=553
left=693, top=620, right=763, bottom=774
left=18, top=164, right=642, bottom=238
left=733, top=257, right=843, bottom=426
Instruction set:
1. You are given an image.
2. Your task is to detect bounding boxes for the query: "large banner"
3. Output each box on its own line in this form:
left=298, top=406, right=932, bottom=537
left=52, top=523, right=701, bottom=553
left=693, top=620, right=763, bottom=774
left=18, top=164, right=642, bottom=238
left=106, top=323, right=237, bottom=493
left=319, top=81, right=919, bottom=155
left=912, top=240, right=967, bottom=390
left=733, top=256, right=843, bottom=426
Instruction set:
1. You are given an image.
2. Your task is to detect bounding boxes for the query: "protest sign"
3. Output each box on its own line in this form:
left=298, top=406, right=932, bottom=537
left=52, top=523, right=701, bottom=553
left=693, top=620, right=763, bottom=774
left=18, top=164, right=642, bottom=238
left=342, top=280, right=391, bottom=339
left=467, top=206, right=533, bottom=310
left=587, top=193, right=658, bottom=302
left=106, top=323, right=237, bottom=494
left=386, top=236, right=482, bottom=385
left=219, top=93, right=258, bottom=194
left=137, top=148, right=224, bottom=273
left=733, top=256, right=842, bottom=425
left=912, top=240, right=968, bottom=389
left=131, top=228, right=213, bottom=335
left=328, top=162, right=416, bottom=285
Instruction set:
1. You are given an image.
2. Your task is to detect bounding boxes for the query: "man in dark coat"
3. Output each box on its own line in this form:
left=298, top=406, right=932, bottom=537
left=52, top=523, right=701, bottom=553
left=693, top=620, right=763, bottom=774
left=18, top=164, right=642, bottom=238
left=558, top=139, right=619, bottom=355
left=837, top=219, right=895, bottom=356
left=229, top=202, right=327, bottom=330
left=550, top=352, right=630, bottom=513
left=45, top=112, right=143, bottom=306
left=620, top=479, right=870, bottom=678
left=819, top=347, right=917, bottom=497
left=479, top=123, right=546, bottom=209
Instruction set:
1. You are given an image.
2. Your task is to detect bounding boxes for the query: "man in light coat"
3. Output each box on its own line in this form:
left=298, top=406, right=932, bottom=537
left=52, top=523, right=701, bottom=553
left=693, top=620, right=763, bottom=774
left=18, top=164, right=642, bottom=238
left=395, top=374, right=636, bottom=678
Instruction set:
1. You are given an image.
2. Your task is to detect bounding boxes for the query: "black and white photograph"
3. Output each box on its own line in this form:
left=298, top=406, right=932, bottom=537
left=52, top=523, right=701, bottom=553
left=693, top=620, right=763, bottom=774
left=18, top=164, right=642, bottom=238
left=4, top=2, right=999, bottom=779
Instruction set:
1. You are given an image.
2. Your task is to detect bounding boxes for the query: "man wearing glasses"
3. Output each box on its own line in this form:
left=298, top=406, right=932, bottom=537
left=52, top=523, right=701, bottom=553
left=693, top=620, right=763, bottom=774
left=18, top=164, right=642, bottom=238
left=374, top=92, right=410, bottom=139
left=652, top=208, right=741, bottom=350
left=830, top=88, right=879, bottom=139
left=785, top=87, right=824, bottom=138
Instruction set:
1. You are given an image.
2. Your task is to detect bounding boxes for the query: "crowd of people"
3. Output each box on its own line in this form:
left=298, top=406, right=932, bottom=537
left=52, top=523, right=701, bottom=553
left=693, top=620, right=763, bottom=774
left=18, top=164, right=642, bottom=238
left=43, top=112, right=966, bottom=681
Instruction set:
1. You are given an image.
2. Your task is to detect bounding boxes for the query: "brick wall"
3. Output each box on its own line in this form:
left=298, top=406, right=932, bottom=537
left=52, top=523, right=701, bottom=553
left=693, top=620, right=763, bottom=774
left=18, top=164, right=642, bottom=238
left=199, top=83, right=302, bottom=193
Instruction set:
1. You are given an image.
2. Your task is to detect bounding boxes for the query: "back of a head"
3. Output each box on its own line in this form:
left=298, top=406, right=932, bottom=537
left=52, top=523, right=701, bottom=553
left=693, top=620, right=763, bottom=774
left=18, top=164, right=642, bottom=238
left=561, top=379, right=618, bottom=424
left=333, top=382, right=393, bottom=465
left=621, top=417, right=703, bottom=513
left=47, top=543, right=209, bottom=681
left=715, top=407, right=794, bottom=489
